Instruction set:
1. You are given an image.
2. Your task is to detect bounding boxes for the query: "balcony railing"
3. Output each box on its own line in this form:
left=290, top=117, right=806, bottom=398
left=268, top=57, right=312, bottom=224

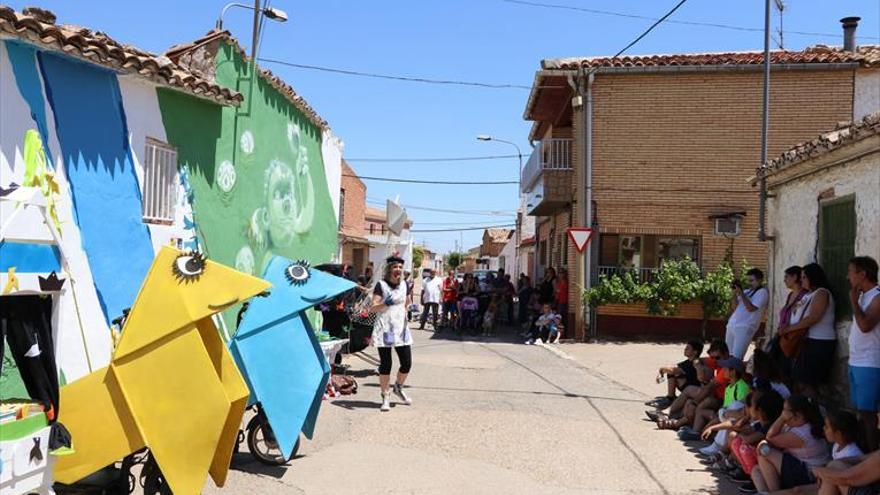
left=597, top=266, right=659, bottom=284
left=521, top=138, right=573, bottom=193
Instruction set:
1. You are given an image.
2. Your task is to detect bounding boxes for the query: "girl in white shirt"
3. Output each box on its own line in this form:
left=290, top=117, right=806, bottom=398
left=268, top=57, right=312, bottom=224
left=783, top=263, right=837, bottom=398
left=823, top=410, right=864, bottom=461
left=753, top=395, right=830, bottom=492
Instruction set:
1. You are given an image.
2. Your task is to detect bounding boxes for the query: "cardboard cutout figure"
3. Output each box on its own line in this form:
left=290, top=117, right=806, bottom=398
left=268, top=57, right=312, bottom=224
left=54, top=247, right=271, bottom=494
left=231, top=256, right=355, bottom=459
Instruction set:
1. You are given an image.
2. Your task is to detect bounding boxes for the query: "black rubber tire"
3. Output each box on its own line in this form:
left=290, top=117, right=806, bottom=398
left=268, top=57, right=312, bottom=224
left=246, top=416, right=294, bottom=466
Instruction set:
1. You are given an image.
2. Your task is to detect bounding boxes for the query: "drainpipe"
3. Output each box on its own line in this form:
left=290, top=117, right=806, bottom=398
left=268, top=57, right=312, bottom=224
left=569, top=67, right=595, bottom=340
left=758, top=0, right=771, bottom=242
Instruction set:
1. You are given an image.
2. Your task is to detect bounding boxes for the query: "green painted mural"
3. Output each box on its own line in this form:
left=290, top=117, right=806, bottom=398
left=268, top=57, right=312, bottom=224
left=158, top=41, right=337, bottom=330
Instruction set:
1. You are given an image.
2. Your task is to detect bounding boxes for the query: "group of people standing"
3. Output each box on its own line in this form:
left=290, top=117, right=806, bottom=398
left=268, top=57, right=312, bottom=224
left=646, top=256, right=880, bottom=494
left=417, top=268, right=517, bottom=335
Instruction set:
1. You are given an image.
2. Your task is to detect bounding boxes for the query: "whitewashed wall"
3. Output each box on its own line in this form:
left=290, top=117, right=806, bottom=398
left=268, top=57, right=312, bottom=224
left=321, top=129, right=344, bottom=227
left=766, top=143, right=879, bottom=401
left=854, top=69, right=880, bottom=121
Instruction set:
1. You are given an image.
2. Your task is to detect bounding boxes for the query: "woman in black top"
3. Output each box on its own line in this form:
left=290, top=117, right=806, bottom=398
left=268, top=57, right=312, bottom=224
left=538, top=267, right=557, bottom=305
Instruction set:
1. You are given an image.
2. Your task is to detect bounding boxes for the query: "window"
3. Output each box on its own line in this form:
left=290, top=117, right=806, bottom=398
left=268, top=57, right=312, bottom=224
left=714, top=217, right=741, bottom=236
left=618, top=235, right=642, bottom=268
left=142, top=139, right=178, bottom=224
left=819, top=197, right=856, bottom=319
left=369, top=224, right=375, bottom=234
left=657, top=237, right=700, bottom=264
left=339, top=189, right=345, bottom=228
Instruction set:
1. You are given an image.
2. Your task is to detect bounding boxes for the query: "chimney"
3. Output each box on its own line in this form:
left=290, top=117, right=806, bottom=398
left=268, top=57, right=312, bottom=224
left=840, top=16, right=860, bottom=52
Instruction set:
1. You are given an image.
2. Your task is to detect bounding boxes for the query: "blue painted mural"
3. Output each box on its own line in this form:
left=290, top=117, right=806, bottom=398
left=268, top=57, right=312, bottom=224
left=35, top=51, right=155, bottom=323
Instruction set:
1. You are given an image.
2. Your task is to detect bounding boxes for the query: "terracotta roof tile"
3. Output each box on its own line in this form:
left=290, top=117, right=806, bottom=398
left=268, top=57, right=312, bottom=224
left=758, top=112, right=880, bottom=179
left=0, top=6, right=242, bottom=105
left=543, top=45, right=878, bottom=70
left=166, top=30, right=328, bottom=130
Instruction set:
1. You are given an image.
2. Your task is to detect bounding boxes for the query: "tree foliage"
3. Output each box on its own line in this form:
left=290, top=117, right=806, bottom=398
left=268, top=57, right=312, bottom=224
left=412, top=246, right=425, bottom=270
left=445, top=252, right=464, bottom=271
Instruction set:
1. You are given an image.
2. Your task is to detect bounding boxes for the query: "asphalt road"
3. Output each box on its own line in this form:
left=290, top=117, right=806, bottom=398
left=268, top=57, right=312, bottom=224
left=208, top=328, right=736, bottom=494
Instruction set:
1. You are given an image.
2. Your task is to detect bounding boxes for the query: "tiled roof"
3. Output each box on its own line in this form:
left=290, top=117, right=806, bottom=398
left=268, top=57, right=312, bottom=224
left=0, top=6, right=242, bottom=105
left=486, top=228, right=513, bottom=243
left=165, top=30, right=328, bottom=130
left=758, top=112, right=880, bottom=179
left=543, top=44, right=879, bottom=70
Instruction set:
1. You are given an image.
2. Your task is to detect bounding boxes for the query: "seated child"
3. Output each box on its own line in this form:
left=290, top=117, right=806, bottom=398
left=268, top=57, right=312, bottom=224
left=646, top=339, right=705, bottom=409
left=527, top=304, right=560, bottom=345
left=459, top=292, right=479, bottom=331
left=727, top=390, right=784, bottom=483
left=482, top=302, right=497, bottom=337
left=824, top=409, right=864, bottom=461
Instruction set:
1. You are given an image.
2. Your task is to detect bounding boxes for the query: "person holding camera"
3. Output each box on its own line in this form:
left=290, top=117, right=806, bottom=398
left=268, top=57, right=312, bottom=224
left=726, top=268, right=769, bottom=360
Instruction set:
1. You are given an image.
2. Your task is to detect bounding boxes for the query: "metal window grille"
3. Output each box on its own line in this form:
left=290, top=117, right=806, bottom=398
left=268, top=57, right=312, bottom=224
left=142, top=139, right=178, bottom=224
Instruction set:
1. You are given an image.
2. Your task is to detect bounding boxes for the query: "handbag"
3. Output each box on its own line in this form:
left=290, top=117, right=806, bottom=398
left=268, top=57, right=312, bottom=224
left=779, top=296, right=812, bottom=358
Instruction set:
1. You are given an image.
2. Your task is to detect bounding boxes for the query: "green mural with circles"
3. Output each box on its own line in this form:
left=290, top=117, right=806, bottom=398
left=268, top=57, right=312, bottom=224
left=157, top=41, right=337, bottom=330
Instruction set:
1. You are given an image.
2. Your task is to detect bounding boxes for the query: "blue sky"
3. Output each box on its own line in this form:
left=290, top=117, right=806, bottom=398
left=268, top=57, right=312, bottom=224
left=12, top=0, right=879, bottom=254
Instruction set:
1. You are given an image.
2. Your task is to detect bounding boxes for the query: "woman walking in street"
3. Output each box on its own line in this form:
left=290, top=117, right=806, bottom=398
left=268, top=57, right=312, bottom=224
left=371, top=255, right=414, bottom=412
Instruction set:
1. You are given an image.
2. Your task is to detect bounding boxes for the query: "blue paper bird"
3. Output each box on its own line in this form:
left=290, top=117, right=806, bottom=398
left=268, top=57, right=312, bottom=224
left=230, top=256, right=356, bottom=459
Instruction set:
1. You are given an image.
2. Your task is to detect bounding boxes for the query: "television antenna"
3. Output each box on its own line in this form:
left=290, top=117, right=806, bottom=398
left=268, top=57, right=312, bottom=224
left=773, top=0, right=785, bottom=49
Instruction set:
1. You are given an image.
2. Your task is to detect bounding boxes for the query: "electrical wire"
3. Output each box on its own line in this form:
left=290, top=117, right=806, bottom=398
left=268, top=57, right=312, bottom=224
left=346, top=154, right=520, bottom=162
left=366, top=199, right=516, bottom=217
left=609, top=0, right=690, bottom=60
left=502, top=0, right=880, bottom=40
left=410, top=223, right=516, bottom=233
left=345, top=174, right=517, bottom=185
left=258, top=58, right=558, bottom=90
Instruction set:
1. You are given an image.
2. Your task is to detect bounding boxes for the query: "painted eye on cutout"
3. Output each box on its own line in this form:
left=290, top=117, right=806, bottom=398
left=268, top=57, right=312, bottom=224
left=285, top=260, right=310, bottom=285
left=172, top=251, right=206, bottom=283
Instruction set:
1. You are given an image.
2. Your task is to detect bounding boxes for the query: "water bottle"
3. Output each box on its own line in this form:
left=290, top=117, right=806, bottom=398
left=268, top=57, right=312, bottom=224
left=759, top=443, right=771, bottom=457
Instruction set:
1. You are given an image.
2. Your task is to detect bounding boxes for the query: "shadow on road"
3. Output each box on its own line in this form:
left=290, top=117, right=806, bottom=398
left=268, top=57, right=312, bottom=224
left=331, top=399, right=382, bottom=410
left=229, top=452, right=290, bottom=479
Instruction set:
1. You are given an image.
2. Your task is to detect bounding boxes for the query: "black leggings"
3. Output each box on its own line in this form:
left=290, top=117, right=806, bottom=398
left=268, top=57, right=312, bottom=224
left=378, top=345, right=412, bottom=375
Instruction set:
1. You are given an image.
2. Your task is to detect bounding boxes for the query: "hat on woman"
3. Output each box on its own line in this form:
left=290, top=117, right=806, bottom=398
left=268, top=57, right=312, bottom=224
left=385, top=255, right=405, bottom=265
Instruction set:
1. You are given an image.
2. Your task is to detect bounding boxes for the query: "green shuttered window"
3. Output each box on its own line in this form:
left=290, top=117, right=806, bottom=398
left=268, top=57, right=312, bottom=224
left=819, top=197, right=856, bottom=319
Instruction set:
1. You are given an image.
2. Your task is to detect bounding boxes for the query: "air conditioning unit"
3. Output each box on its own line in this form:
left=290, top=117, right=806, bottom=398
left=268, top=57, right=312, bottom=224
left=714, top=216, right=742, bottom=236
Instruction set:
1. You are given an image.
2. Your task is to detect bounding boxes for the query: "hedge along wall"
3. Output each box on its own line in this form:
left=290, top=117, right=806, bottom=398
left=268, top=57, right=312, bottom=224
left=158, top=42, right=337, bottom=331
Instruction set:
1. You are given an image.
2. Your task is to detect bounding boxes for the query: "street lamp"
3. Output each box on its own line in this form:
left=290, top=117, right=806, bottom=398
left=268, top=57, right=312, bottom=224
left=216, top=3, right=288, bottom=29
left=477, top=134, right=524, bottom=279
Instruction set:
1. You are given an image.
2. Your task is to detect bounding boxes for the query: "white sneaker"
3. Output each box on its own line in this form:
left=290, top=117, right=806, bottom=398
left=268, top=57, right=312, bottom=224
left=392, top=383, right=412, bottom=405
left=380, top=393, right=391, bottom=412
left=699, top=443, right=721, bottom=456
left=525, top=339, right=535, bottom=345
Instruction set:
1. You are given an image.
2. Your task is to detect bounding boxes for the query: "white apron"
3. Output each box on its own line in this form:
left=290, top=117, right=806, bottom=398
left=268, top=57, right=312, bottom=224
left=372, top=279, right=412, bottom=348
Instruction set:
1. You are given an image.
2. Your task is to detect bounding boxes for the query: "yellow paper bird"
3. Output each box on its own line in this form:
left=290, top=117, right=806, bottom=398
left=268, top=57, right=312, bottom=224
left=2, top=267, right=19, bottom=295
left=55, top=246, right=271, bottom=494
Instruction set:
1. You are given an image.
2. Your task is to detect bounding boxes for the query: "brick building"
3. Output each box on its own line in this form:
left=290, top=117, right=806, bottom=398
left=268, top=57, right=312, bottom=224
left=523, top=41, right=880, bottom=340
left=338, top=160, right=371, bottom=276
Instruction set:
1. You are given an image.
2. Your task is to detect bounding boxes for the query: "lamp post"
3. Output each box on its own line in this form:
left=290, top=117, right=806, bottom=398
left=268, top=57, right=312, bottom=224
left=216, top=3, right=288, bottom=29
left=477, top=135, right=523, bottom=279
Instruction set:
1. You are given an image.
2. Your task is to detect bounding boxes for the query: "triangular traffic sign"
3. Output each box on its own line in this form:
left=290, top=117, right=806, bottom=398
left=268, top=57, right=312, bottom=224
left=567, top=228, right=594, bottom=254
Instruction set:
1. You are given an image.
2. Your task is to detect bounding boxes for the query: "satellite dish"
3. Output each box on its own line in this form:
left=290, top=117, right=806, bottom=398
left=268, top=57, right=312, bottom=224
left=386, top=199, right=408, bottom=236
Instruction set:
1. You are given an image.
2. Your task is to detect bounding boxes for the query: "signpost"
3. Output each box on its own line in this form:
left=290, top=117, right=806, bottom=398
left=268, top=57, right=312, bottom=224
left=566, top=227, right=594, bottom=254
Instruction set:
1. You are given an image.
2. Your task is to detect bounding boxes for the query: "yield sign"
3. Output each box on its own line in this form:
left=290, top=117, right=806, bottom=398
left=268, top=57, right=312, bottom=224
left=567, top=228, right=594, bottom=254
